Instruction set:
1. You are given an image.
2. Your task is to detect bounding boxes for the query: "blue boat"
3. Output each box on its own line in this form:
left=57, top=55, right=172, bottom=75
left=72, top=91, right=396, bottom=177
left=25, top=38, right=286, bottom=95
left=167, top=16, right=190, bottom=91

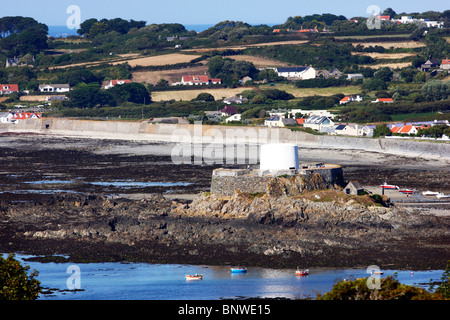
left=230, top=267, right=247, bottom=273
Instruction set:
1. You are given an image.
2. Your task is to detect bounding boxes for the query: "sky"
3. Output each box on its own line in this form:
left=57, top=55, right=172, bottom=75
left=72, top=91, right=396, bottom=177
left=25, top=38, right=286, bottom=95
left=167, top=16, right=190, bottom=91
left=1, top=0, right=448, bottom=27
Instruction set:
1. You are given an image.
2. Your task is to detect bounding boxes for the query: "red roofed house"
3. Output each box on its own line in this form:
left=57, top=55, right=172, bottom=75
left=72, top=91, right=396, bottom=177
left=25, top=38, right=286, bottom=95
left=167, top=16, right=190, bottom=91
left=340, top=95, right=362, bottom=105
left=181, top=75, right=221, bottom=85
left=378, top=16, right=391, bottom=21
left=11, top=112, right=42, bottom=121
left=220, top=106, right=237, bottom=116
left=441, top=58, right=450, bottom=70
left=296, top=118, right=306, bottom=125
left=0, top=84, right=19, bottom=95
left=104, top=79, right=131, bottom=89
left=372, top=98, right=394, bottom=103
left=391, top=125, right=418, bottom=135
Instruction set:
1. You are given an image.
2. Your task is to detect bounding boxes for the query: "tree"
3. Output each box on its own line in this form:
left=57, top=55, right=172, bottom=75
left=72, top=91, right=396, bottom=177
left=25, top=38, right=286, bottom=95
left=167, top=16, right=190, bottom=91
left=361, top=78, right=387, bottom=91
left=108, top=82, right=151, bottom=105
left=373, top=124, right=392, bottom=137
left=317, top=276, right=441, bottom=300
left=193, top=93, right=215, bottom=102
left=66, top=83, right=116, bottom=108
left=374, top=67, right=393, bottom=82
left=0, top=253, right=41, bottom=300
left=421, top=80, right=450, bottom=101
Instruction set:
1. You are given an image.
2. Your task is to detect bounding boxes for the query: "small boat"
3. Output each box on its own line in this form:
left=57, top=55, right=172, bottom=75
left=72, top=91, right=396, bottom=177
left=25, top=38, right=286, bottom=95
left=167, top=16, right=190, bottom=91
left=372, top=271, right=384, bottom=275
left=422, top=191, right=439, bottom=196
left=295, top=269, right=309, bottom=276
left=380, top=182, right=398, bottom=190
left=399, top=189, right=414, bottom=194
left=436, top=193, right=450, bottom=199
left=185, top=274, right=203, bottom=280
left=230, top=267, right=247, bottom=273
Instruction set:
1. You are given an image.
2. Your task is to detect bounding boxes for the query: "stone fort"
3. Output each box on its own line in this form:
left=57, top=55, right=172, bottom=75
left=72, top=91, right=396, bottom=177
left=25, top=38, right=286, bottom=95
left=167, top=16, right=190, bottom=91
left=210, top=144, right=344, bottom=197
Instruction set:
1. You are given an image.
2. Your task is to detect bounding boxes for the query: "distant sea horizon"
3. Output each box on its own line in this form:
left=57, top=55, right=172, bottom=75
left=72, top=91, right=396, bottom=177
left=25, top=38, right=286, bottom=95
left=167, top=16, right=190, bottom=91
left=48, top=23, right=275, bottom=37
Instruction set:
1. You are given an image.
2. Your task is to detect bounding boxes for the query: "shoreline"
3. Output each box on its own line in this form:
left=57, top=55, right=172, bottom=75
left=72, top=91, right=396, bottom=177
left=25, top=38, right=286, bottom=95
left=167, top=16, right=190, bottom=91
left=0, top=133, right=448, bottom=270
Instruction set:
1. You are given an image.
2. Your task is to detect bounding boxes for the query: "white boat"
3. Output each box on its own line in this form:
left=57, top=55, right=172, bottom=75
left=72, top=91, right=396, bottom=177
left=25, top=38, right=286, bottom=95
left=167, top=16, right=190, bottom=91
left=295, top=269, right=309, bottom=276
left=380, top=182, right=398, bottom=190
left=422, top=191, right=439, bottom=196
left=436, top=193, right=450, bottom=199
left=186, top=274, right=203, bottom=280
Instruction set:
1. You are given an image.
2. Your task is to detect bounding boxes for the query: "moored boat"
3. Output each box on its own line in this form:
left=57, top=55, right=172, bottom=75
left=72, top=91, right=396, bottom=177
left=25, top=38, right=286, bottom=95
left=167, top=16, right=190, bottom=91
left=295, top=269, right=309, bottom=276
left=380, top=182, right=398, bottom=190
left=422, top=190, right=439, bottom=196
left=436, top=193, right=450, bottom=199
left=186, top=274, right=203, bottom=280
left=399, top=189, right=414, bottom=194
left=230, top=267, right=247, bottom=273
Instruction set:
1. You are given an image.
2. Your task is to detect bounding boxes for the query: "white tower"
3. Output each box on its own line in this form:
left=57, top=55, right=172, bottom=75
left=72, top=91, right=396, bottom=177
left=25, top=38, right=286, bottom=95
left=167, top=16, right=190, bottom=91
left=260, top=143, right=299, bottom=172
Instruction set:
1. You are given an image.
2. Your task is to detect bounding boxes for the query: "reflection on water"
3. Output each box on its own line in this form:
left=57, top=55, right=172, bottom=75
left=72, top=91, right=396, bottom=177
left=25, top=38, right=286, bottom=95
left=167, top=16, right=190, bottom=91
left=5, top=255, right=443, bottom=300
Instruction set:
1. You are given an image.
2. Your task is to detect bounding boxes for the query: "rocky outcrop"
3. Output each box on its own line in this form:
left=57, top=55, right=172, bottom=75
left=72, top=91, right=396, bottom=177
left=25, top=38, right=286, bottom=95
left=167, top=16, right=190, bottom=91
left=0, top=191, right=449, bottom=269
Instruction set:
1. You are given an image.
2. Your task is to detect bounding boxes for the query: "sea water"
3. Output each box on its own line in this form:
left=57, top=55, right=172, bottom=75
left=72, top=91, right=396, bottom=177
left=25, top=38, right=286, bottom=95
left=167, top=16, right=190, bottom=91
left=6, top=254, right=444, bottom=300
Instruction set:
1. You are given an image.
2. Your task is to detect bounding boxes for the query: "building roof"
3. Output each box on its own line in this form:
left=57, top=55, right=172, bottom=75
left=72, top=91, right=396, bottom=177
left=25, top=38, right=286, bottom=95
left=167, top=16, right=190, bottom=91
left=346, top=180, right=363, bottom=190
left=442, top=58, right=450, bottom=65
left=11, top=112, right=42, bottom=120
left=304, top=116, right=330, bottom=124
left=296, top=118, right=305, bottom=125
left=0, top=84, right=19, bottom=92
left=276, top=67, right=308, bottom=73
left=182, top=75, right=221, bottom=84
left=282, top=118, right=298, bottom=125
left=340, top=97, right=350, bottom=102
left=110, top=79, right=131, bottom=86
left=39, top=84, right=70, bottom=88
left=335, top=124, right=346, bottom=130
left=220, top=106, right=237, bottom=115
left=377, top=98, right=393, bottom=102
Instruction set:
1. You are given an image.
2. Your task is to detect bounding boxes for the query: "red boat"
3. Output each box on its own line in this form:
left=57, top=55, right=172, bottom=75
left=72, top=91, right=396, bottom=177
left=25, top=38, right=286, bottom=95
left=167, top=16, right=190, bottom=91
left=399, top=189, right=414, bottom=194
left=295, top=269, right=309, bottom=276
left=380, top=182, right=398, bottom=190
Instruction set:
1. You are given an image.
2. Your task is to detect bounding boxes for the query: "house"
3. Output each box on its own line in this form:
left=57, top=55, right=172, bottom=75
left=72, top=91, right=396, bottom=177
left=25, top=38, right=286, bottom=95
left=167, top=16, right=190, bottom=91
left=225, top=113, right=242, bottom=123
left=264, top=115, right=284, bottom=127
left=220, top=106, right=237, bottom=116
left=180, top=75, right=221, bottom=85
left=5, top=57, right=20, bottom=67
left=11, top=112, right=42, bottom=121
left=344, top=181, right=364, bottom=195
left=0, top=112, right=15, bottom=123
left=317, top=68, right=342, bottom=79
left=224, top=95, right=248, bottom=104
left=441, top=58, right=450, bottom=70
left=0, top=84, right=19, bottom=95
left=391, top=125, right=418, bottom=135
left=378, top=15, right=391, bottom=21
left=104, top=79, right=131, bottom=89
left=239, top=76, right=252, bottom=84
left=420, top=59, right=440, bottom=72
left=372, top=98, right=393, bottom=103
left=275, top=66, right=316, bottom=80
left=359, top=125, right=376, bottom=137
left=290, top=109, right=335, bottom=119
left=303, top=116, right=334, bottom=131
left=334, top=124, right=346, bottom=135
left=296, top=118, right=306, bottom=126
left=347, top=73, right=364, bottom=80
left=46, top=95, right=67, bottom=102
left=339, top=95, right=362, bottom=105
left=281, top=118, right=298, bottom=126
left=39, top=84, right=70, bottom=93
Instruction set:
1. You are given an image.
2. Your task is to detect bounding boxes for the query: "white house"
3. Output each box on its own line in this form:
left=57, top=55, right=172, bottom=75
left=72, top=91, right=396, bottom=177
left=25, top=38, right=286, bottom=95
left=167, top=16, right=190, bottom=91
left=290, top=109, right=335, bottom=119
left=346, top=73, right=364, bottom=80
left=339, top=95, right=362, bottom=105
left=264, top=115, right=284, bottom=127
left=39, top=84, right=70, bottom=93
left=0, top=112, right=15, bottom=123
left=276, top=66, right=316, bottom=80
left=225, top=113, right=242, bottom=123
left=303, top=116, right=334, bottom=131
left=104, top=79, right=131, bottom=89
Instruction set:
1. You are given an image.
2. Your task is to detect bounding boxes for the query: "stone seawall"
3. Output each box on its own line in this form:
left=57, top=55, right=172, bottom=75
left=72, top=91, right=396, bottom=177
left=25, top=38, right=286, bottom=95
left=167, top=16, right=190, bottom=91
left=2, top=118, right=449, bottom=160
